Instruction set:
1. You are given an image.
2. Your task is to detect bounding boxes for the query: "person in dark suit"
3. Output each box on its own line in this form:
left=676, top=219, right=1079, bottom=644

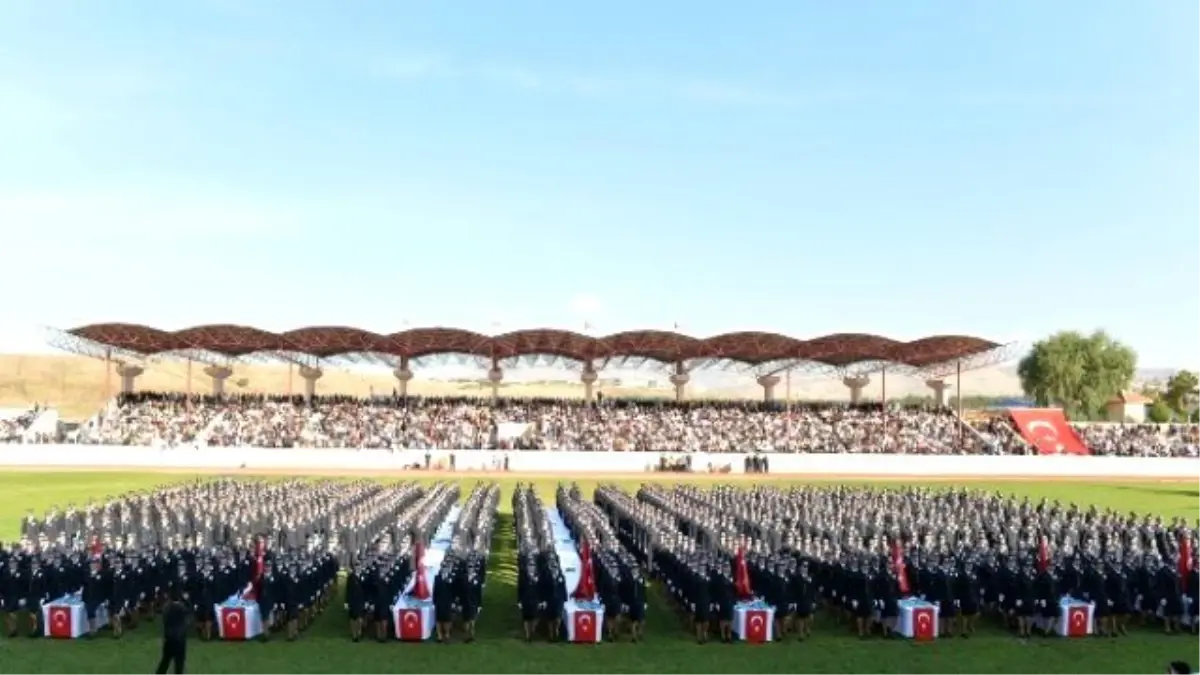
left=371, top=565, right=392, bottom=643
left=691, top=565, right=712, bottom=644
left=517, top=559, right=541, bottom=642
left=284, top=564, right=303, bottom=641
left=433, top=564, right=454, bottom=643
left=82, top=556, right=108, bottom=639
left=2, top=556, right=25, bottom=637
left=344, top=563, right=366, bottom=642
left=256, top=560, right=276, bottom=643
left=155, top=590, right=189, bottom=675
left=460, top=555, right=483, bottom=643
left=619, top=564, right=647, bottom=643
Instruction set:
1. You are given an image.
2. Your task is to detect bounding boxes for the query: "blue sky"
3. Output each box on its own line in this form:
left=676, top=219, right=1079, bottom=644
left=0, top=0, right=1196, bottom=368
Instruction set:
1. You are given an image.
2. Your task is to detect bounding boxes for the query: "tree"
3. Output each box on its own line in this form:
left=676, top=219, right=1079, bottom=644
left=1017, top=330, right=1137, bottom=419
left=1146, top=398, right=1174, bottom=424
left=1162, top=370, right=1199, bottom=417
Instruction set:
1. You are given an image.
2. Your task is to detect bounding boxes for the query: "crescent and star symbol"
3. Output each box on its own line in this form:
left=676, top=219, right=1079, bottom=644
left=227, top=612, right=241, bottom=627
left=578, top=613, right=592, bottom=629
left=1071, top=610, right=1084, bottom=627
left=917, top=614, right=931, bottom=630
left=52, top=609, right=68, bottom=627
left=749, top=615, right=764, bottom=632
left=404, top=612, right=418, bottom=628
left=1025, top=420, right=1062, bottom=452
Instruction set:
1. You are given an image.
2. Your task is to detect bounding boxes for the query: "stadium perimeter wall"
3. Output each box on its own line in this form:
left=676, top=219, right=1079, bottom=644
left=0, top=445, right=1195, bottom=479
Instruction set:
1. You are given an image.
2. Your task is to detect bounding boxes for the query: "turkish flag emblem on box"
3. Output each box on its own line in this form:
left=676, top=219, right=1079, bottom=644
left=913, top=607, right=936, bottom=642
left=1066, top=606, right=1088, bottom=637
left=573, top=610, right=597, bottom=643
left=398, top=609, right=423, bottom=641
left=222, top=607, right=247, bottom=640
left=744, top=609, right=768, bottom=643
left=48, top=606, right=73, bottom=639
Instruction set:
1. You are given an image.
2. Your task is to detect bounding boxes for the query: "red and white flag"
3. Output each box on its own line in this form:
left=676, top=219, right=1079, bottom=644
left=744, top=609, right=768, bottom=643
left=573, top=540, right=596, bottom=601
left=412, top=541, right=431, bottom=601
left=891, top=541, right=910, bottom=595
left=1179, top=535, right=1193, bottom=592
left=48, top=606, right=74, bottom=638
left=397, top=608, right=424, bottom=641
left=734, top=547, right=753, bottom=600
left=912, top=607, right=936, bottom=641
left=573, top=609, right=598, bottom=642
left=222, top=606, right=247, bottom=640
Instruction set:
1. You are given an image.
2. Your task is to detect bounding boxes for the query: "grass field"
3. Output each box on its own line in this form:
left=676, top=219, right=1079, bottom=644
left=0, top=471, right=1195, bottom=673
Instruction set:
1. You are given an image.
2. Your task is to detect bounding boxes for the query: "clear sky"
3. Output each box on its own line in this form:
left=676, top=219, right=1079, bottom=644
left=0, top=0, right=1196, bottom=368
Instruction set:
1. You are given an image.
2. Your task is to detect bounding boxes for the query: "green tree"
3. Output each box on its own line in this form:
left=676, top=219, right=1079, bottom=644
left=1146, top=398, right=1174, bottom=423
left=1017, top=330, right=1137, bottom=419
left=1163, top=369, right=1199, bottom=417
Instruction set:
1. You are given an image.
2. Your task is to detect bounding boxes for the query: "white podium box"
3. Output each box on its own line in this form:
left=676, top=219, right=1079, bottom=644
left=733, top=601, right=775, bottom=643
left=1055, top=597, right=1094, bottom=637
left=43, top=595, right=109, bottom=639
left=392, top=600, right=435, bottom=641
left=898, top=598, right=939, bottom=640
left=563, top=599, right=605, bottom=643
left=215, top=597, right=264, bottom=641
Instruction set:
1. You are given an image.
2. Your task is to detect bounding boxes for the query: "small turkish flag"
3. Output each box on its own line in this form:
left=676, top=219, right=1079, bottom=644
left=48, top=606, right=73, bottom=638
left=222, top=607, right=247, bottom=640
left=912, top=607, right=936, bottom=642
left=573, top=609, right=597, bottom=643
left=397, top=608, right=424, bottom=641
left=744, top=609, right=768, bottom=643
left=1066, top=606, right=1088, bottom=637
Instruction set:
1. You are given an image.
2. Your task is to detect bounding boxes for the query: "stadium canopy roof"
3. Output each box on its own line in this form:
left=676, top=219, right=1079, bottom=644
left=63, top=323, right=1001, bottom=369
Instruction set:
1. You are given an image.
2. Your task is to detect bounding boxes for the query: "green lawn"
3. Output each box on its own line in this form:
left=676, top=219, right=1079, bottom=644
left=0, top=472, right=1196, bottom=674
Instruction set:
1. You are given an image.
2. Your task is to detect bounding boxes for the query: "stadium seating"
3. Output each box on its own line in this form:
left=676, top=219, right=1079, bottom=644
left=31, top=392, right=1182, bottom=457
left=0, top=406, right=40, bottom=442
left=76, top=394, right=959, bottom=453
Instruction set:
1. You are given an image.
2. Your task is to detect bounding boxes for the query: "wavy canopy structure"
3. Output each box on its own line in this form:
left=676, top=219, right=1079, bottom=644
left=64, top=323, right=1001, bottom=369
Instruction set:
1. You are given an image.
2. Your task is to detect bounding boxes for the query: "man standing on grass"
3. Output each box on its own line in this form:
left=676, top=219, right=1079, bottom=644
left=155, top=590, right=189, bottom=675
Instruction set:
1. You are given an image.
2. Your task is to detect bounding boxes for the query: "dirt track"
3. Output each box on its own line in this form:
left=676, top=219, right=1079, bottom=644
left=2, top=465, right=1194, bottom=483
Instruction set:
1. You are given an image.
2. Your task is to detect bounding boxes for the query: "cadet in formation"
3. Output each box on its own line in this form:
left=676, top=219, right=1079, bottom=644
left=557, top=483, right=647, bottom=642
left=2, top=478, right=440, bottom=641
left=343, top=482, right=497, bottom=644
left=596, top=482, right=1198, bottom=642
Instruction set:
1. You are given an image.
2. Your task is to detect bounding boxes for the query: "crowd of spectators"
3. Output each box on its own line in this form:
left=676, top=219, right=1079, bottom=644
left=0, top=407, right=38, bottom=442
left=81, top=394, right=975, bottom=453
left=970, top=415, right=1037, bottom=455
left=34, top=392, right=1184, bottom=457
left=1076, top=422, right=1199, bottom=458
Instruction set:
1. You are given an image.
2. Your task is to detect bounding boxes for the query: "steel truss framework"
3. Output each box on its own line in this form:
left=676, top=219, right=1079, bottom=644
left=54, top=323, right=1006, bottom=377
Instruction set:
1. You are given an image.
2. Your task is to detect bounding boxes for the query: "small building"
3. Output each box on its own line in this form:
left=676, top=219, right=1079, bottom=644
left=1105, top=391, right=1152, bottom=423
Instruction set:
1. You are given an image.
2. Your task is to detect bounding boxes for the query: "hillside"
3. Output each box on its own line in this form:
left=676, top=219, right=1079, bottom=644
left=0, top=353, right=1025, bottom=421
